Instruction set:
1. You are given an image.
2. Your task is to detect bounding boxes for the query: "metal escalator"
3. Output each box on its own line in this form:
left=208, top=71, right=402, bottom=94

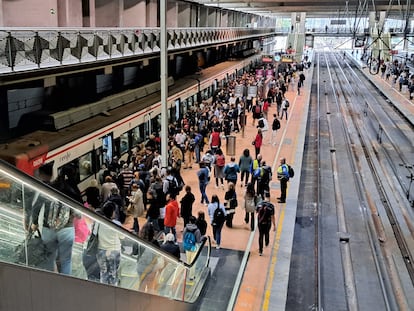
left=0, top=160, right=211, bottom=311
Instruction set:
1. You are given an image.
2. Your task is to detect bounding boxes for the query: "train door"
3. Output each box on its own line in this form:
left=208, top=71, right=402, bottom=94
left=101, top=134, right=114, bottom=166
left=169, top=98, right=180, bottom=123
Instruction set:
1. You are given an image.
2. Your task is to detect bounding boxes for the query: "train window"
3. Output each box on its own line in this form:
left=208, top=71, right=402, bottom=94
left=102, top=135, right=113, bottom=164
left=181, top=99, right=188, bottom=116
left=131, top=125, right=145, bottom=146
left=120, top=133, right=129, bottom=155
left=151, top=115, right=161, bottom=134
left=78, top=153, right=93, bottom=181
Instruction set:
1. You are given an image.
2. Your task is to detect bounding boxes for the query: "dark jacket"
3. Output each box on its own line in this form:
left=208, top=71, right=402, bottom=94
left=161, top=241, right=181, bottom=259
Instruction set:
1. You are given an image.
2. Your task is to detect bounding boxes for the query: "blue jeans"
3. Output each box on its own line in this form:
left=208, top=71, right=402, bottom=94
left=41, top=226, right=74, bottom=275
left=212, top=223, right=224, bottom=245
left=96, top=249, right=121, bottom=285
left=199, top=182, right=209, bottom=204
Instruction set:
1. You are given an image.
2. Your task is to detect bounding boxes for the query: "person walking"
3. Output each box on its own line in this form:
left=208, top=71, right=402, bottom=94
left=208, top=195, right=227, bottom=249
left=244, top=183, right=258, bottom=231
left=196, top=211, right=208, bottom=236
left=280, top=97, right=289, bottom=121
left=224, top=182, right=238, bottom=228
left=180, top=185, right=195, bottom=228
left=269, top=114, right=281, bottom=145
left=239, top=149, right=253, bottom=187
left=256, top=193, right=275, bottom=256
left=253, top=128, right=263, bottom=159
left=182, top=216, right=202, bottom=280
left=197, top=162, right=210, bottom=205
left=276, top=157, right=291, bottom=203
left=223, top=156, right=240, bottom=186
left=214, top=149, right=226, bottom=189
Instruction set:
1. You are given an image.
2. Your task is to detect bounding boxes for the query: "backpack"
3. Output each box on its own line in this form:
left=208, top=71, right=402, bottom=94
left=255, top=105, right=261, bottom=114
left=213, top=205, right=226, bottom=226
left=216, top=154, right=225, bottom=167
left=261, top=166, right=272, bottom=182
left=167, top=177, right=179, bottom=195
left=258, top=119, right=265, bottom=128
left=288, top=165, right=295, bottom=178
left=257, top=202, right=274, bottom=225
left=284, top=100, right=290, bottom=108
left=272, top=118, right=280, bottom=130
left=46, top=201, right=71, bottom=230
left=183, top=229, right=197, bottom=251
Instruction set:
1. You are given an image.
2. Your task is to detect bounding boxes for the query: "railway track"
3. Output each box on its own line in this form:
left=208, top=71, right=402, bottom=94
left=287, top=51, right=414, bottom=311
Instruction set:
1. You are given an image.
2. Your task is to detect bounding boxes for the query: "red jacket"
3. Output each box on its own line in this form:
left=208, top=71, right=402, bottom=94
left=210, top=131, right=221, bottom=148
left=254, top=133, right=263, bottom=148
left=164, top=199, right=179, bottom=227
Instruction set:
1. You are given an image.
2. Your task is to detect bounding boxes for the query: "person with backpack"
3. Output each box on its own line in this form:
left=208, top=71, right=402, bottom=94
left=276, top=157, right=293, bottom=203
left=256, top=193, right=276, bottom=256
left=224, top=156, right=240, bottom=185
left=252, top=100, right=262, bottom=126
left=224, top=182, right=238, bottom=228
left=163, top=167, right=179, bottom=196
left=281, top=96, right=289, bottom=120
left=214, top=148, right=226, bottom=189
left=183, top=216, right=202, bottom=280
left=239, top=148, right=253, bottom=187
left=244, top=183, right=259, bottom=231
left=257, top=161, right=272, bottom=200
left=269, top=114, right=281, bottom=145
left=208, top=194, right=227, bottom=249
left=257, top=114, right=269, bottom=142
left=197, top=161, right=210, bottom=205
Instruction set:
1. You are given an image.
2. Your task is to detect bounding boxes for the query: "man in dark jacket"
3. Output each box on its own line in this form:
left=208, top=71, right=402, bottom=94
left=161, top=233, right=180, bottom=259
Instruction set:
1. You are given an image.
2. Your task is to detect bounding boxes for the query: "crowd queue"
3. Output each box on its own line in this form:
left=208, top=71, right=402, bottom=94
left=24, top=60, right=304, bottom=285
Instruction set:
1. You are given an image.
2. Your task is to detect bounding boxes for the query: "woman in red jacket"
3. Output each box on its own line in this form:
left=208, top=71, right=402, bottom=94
left=253, top=128, right=263, bottom=159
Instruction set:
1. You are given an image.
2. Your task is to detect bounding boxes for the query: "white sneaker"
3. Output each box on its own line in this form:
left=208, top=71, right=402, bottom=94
left=216, top=245, right=220, bottom=249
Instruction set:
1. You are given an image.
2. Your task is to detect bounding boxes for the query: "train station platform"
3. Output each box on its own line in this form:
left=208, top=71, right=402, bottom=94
left=124, top=62, right=314, bottom=310
left=347, top=51, right=414, bottom=124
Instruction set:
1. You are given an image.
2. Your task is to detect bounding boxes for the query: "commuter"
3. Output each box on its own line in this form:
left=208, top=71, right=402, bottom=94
left=257, top=114, right=269, bottom=142
left=164, top=193, right=180, bottom=241
left=196, top=211, right=208, bottom=236
left=201, top=149, right=215, bottom=169
left=118, top=163, right=134, bottom=199
left=184, top=133, right=195, bottom=169
left=257, top=161, right=272, bottom=200
left=250, top=154, right=262, bottom=191
left=30, top=164, right=81, bottom=275
left=208, top=194, right=227, bottom=249
left=84, top=179, right=101, bottom=209
left=269, top=114, right=281, bottom=145
left=160, top=233, right=181, bottom=259
left=244, top=182, right=258, bottom=231
left=214, top=148, right=226, bottom=189
left=262, top=99, right=269, bottom=120
left=96, top=198, right=123, bottom=285
left=136, top=220, right=160, bottom=283
left=197, top=161, right=210, bottom=205
left=180, top=185, right=195, bottom=227
left=128, top=183, right=145, bottom=234
left=252, top=128, right=263, bottom=159
left=193, top=130, right=204, bottom=164
left=280, top=96, right=289, bottom=120
left=252, top=100, right=262, bottom=126
left=224, top=156, right=240, bottom=185
left=275, top=91, right=283, bottom=117
left=146, top=175, right=163, bottom=232
left=183, top=216, right=202, bottom=280
left=163, top=167, right=179, bottom=196
left=239, top=149, right=253, bottom=187
left=256, top=193, right=275, bottom=256
left=209, top=127, right=221, bottom=152
left=103, top=187, right=125, bottom=224
left=276, top=157, right=291, bottom=203
left=101, top=175, right=119, bottom=202
left=224, top=182, right=238, bottom=228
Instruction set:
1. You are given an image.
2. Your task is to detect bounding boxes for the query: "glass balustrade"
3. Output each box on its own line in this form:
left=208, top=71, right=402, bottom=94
left=0, top=159, right=210, bottom=303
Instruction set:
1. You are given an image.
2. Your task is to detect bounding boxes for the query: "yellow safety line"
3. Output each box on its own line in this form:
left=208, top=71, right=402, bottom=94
left=262, top=205, right=285, bottom=310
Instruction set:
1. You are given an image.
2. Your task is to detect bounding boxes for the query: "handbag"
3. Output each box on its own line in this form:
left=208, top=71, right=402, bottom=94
left=85, top=222, right=99, bottom=256
left=14, top=229, right=50, bottom=266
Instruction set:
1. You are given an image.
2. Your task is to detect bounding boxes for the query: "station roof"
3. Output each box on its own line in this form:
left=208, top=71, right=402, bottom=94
left=191, top=0, right=413, bottom=18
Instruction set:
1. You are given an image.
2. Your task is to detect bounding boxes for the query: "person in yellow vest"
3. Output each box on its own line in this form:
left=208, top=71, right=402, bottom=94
left=277, top=157, right=290, bottom=203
